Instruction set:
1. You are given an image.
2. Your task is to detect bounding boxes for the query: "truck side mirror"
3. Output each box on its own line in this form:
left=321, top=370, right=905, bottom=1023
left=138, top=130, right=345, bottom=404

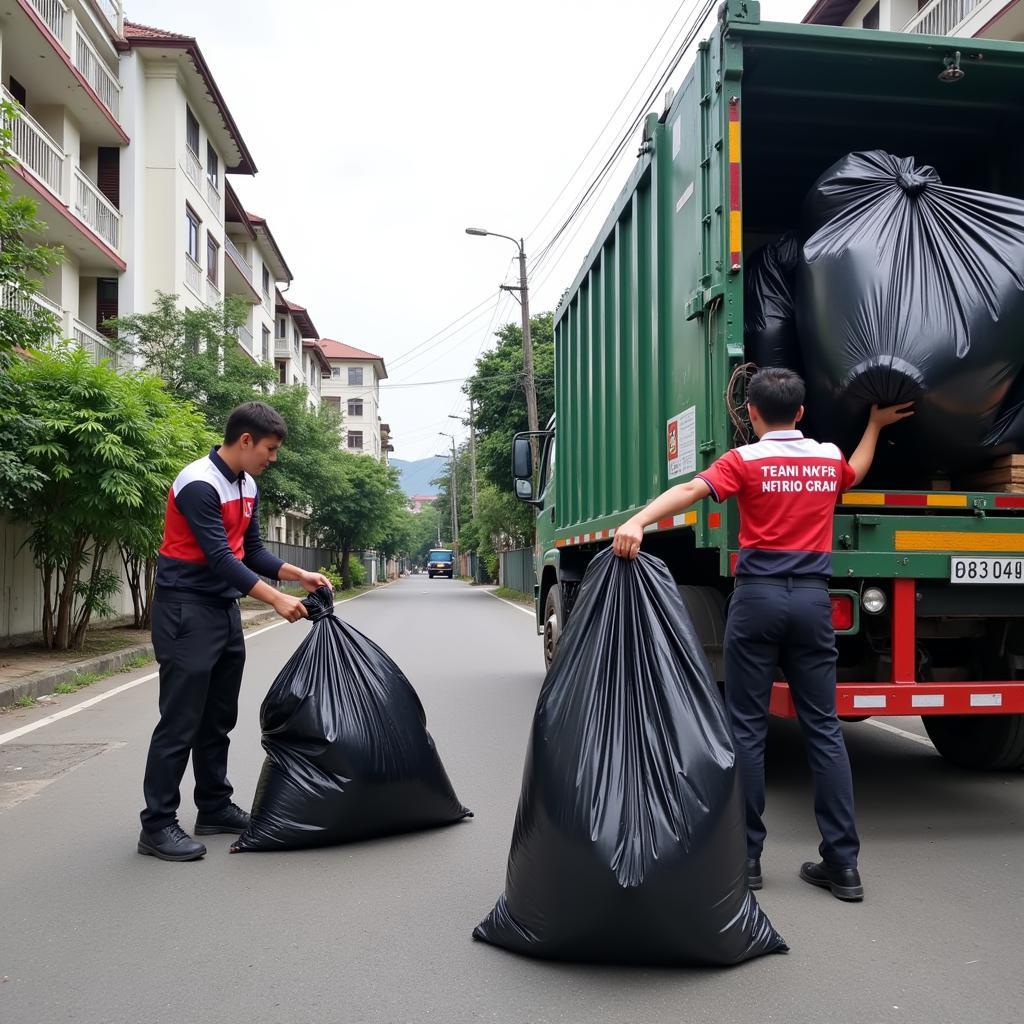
left=512, top=436, right=533, bottom=480
left=515, top=478, right=534, bottom=501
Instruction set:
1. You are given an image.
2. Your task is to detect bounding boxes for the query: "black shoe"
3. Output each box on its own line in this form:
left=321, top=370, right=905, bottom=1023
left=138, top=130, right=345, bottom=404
left=195, top=802, right=250, bottom=836
left=138, top=823, right=206, bottom=862
left=746, top=858, right=763, bottom=890
left=799, top=860, right=864, bottom=902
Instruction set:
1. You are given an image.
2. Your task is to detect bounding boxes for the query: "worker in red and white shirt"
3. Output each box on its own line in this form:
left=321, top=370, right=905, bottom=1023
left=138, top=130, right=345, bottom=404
left=614, top=368, right=912, bottom=902
left=139, top=402, right=332, bottom=864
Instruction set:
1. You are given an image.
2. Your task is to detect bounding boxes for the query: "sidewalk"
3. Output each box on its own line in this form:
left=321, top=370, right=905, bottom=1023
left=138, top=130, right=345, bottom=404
left=0, top=606, right=281, bottom=710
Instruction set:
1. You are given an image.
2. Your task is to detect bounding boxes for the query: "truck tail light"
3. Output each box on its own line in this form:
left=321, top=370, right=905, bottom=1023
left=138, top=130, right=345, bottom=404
left=831, top=594, right=854, bottom=632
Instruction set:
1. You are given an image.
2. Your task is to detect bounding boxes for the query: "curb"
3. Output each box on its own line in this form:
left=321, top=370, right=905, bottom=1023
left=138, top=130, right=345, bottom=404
left=0, top=607, right=280, bottom=711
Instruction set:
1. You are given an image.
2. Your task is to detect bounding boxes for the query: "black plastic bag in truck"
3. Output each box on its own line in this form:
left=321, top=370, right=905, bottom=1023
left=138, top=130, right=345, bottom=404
left=796, top=150, right=1024, bottom=474
left=473, top=549, right=787, bottom=966
left=231, top=587, right=471, bottom=852
left=744, top=231, right=802, bottom=373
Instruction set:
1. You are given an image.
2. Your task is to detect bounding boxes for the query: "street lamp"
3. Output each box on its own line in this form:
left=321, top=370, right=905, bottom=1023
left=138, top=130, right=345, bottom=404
left=449, top=410, right=478, bottom=516
left=464, top=227, right=539, bottom=440
left=439, top=431, right=459, bottom=547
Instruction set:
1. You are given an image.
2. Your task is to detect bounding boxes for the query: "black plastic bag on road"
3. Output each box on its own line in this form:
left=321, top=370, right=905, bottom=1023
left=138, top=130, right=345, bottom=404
left=232, top=587, right=471, bottom=852
left=744, top=231, right=802, bottom=373
left=474, top=550, right=786, bottom=965
left=796, top=150, right=1024, bottom=471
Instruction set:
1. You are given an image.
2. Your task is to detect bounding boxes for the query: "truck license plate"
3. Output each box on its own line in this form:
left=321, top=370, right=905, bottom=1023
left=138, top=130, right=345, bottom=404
left=950, top=557, right=1024, bottom=583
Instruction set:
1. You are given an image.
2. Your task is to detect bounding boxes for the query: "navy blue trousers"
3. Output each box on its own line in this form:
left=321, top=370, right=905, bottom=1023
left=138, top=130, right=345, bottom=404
left=724, top=579, right=860, bottom=869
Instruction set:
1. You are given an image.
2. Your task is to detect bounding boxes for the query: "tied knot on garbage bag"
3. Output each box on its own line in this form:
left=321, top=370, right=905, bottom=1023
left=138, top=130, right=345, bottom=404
left=301, top=585, right=335, bottom=622
left=232, top=588, right=471, bottom=852
left=474, top=548, right=786, bottom=966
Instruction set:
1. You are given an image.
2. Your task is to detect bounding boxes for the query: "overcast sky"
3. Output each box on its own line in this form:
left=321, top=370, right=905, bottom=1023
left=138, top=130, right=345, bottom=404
left=127, top=0, right=810, bottom=460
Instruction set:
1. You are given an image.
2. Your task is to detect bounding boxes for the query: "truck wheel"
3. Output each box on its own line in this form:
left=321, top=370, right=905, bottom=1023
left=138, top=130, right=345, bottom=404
left=543, top=585, right=563, bottom=671
left=923, top=714, right=1024, bottom=770
left=677, top=585, right=727, bottom=684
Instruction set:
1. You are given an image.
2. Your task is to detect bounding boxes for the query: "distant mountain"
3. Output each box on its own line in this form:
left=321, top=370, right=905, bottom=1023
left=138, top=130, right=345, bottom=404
left=391, top=457, right=447, bottom=497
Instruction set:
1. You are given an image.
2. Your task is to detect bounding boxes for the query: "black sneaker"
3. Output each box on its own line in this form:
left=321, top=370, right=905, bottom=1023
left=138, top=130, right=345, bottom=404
left=746, top=858, right=763, bottom=890
left=799, top=860, right=864, bottom=902
left=195, top=802, right=251, bottom=836
left=138, top=823, right=206, bottom=862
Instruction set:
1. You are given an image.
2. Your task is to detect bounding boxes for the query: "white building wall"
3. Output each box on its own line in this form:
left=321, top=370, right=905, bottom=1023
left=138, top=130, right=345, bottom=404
left=322, top=359, right=383, bottom=456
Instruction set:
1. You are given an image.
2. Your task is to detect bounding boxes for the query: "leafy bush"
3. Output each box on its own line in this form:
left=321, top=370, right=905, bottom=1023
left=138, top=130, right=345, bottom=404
left=346, top=559, right=366, bottom=590
left=318, top=565, right=344, bottom=591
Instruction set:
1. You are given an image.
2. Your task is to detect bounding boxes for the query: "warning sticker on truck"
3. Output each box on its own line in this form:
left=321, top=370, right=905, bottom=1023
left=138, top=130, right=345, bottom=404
left=667, top=407, right=696, bottom=479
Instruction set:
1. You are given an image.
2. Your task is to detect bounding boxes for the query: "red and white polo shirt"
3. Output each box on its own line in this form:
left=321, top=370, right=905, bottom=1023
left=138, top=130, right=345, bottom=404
left=696, top=430, right=856, bottom=576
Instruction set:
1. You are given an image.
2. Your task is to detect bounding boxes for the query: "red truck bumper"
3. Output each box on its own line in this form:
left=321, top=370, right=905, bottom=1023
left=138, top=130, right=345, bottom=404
left=769, top=577, right=1024, bottom=718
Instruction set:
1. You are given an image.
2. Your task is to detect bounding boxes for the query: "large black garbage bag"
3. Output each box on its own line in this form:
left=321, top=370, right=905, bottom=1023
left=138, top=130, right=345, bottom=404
left=474, top=550, right=786, bottom=965
left=744, top=231, right=802, bottom=373
left=232, top=587, right=471, bottom=852
left=796, top=150, right=1024, bottom=473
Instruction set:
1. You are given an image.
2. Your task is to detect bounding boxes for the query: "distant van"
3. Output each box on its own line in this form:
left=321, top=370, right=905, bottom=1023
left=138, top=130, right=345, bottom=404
left=427, top=549, right=454, bottom=579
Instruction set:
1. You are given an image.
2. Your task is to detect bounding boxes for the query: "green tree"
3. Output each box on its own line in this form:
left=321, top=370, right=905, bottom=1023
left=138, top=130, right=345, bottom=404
left=107, top=292, right=276, bottom=428
left=408, top=503, right=441, bottom=564
left=3, top=348, right=210, bottom=649
left=378, top=506, right=417, bottom=561
left=312, top=454, right=406, bottom=588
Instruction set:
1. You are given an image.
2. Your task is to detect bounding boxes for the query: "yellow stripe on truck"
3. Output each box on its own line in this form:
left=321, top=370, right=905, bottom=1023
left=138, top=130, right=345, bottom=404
left=894, top=531, right=1024, bottom=552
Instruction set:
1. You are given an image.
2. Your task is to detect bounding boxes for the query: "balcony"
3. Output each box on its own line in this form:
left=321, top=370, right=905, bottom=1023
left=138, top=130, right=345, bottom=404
left=73, top=318, right=117, bottom=368
left=904, top=0, right=982, bottom=34
left=2, top=284, right=64, bottom=342
left=225, top=235, right=252, bottom=282
left=185, top=254, right=203, bottom=299
left=206, top=277, right=222, bottom=307
left=74, top=28, right=119, bottom=119
left=3, top=87, right=64, bottom=197
left=274, top=336, right=291, bottom=357
left=94, top=0, right=124, bottom=35
left=72, top=167, right=120, bottom=250
left=206, top=175, right=221, bottom=214
left=235, top=323, right=254, bottom=353
left=27, top=0, right=65, bottom=41
left=184, top=147, right=202, bottom=190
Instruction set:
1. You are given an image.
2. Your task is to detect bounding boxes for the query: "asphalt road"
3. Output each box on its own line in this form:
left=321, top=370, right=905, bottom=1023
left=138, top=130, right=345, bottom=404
left=1, top=578, right=1022, bottom=1024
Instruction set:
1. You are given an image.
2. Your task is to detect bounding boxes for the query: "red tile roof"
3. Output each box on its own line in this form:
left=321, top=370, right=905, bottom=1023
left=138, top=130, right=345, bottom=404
left=318, top=339, right=385, bottom=362
left=123, top=21, right=189, bottom=41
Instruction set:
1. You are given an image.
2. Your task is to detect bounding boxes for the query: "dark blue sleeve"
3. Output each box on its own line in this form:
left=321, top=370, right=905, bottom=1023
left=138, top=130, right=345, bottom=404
left=174, top=480, right=260, bottom=594
left=243, top=492, right=285, bottom=580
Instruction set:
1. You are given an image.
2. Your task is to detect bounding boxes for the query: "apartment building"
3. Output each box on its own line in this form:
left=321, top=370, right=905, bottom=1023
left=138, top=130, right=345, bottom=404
left=318, top=340, right=390, bottom=459
left=274, top=290, right=329, bottom=409
left=803, top=0, right=1023, bottom=39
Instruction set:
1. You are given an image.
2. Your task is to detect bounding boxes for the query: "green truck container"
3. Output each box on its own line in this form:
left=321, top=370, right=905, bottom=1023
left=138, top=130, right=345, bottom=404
left=512, top=0, right=1024, bottom=769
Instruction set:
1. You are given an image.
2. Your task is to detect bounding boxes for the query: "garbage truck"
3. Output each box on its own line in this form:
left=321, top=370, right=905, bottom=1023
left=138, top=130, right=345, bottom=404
left=511, top=0, right=1024, bottom=769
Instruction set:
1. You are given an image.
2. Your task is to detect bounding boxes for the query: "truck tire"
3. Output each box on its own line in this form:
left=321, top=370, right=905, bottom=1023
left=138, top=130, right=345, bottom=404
left=543, top=585, right=563, bottom=671
left=923, top=714, right=1024, bottom=771
left=678, top=586, right=727, bottom=684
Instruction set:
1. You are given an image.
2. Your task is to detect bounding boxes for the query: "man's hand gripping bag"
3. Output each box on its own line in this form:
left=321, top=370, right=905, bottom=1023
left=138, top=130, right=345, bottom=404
left=232, top=587, right=471, bottom=852
left=474, top=550, right=787, bottom=965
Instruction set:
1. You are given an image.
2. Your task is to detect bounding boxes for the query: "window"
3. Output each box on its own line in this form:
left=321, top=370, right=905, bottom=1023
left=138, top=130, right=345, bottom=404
left=262, top=325, right=270, bottom=361
left=207, top=234, right=219, bottom=283
left=348, top=366, right=363, bottom=386
left=347, top=431, right=364, bottom=450
left=186, top=106, right=200, bottom=156
left=347, top=399, right=363, bottom=417
left=276, top=360, right=287, bottom=384
left=332, top=366, right=342, bottom=379
left=276, top=316, right=287, bottom=339
left=8, top=77, right=26, bottom=108
left=293, top=327, right=301, bottom=355
left=322, top=396, right=341, bottom=412
left=206, top=142, right=219, bottom=188
left=262, top=264, right=270, bottom=295
left=186, top=206, right=200, bottom=262
left=862, top=2, right=879, bottom=28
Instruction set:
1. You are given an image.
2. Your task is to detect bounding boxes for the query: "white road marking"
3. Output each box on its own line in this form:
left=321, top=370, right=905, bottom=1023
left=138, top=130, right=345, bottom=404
left=864, top=718, right=934, bottom=749
left=0, top=589, right=382, bottom=746
left=483, top=589, right=535, bottom=617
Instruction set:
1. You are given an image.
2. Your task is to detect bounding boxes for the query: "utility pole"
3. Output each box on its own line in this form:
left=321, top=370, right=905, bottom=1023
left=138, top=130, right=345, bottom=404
left=439, top=432, right=459, bottom=548
left=450, top=406, right=478, bottom=517
left=465, top=228, right=540, bottom=458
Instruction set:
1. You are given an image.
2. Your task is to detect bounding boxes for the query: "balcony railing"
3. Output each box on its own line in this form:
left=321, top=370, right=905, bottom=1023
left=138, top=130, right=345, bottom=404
left=206, top=175, right=221, bottom=214
left=206, top=278, right=222, bottom=307
left=74, top=29, right=120, bottom=119
left=184, top=147, right=202, bottom=190
left=73, top=318, right=117, bottom=368
left=95, top=0, right=124, bottom=35
left=73, top=168, right=120, bottom=250
left=225, top=235, right=253, bottom=282
left=185, top=254, right=203, bottom=297
left=274, top=336, right=290, bottom=356
left=262, top=291, right=274, bottom=315
left=2, top=285, right=65, bottom=341
left=27, top=0, right=66, bottom=41
left=2, top=87, right=64, bottom=198
left=235, top=323, right=254, bottom=353
left=904, top=0, right=982, bottom=34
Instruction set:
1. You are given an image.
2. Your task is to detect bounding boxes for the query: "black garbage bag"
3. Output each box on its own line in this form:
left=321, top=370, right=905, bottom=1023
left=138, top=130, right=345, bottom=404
left=473, top=550, right=786, bottom=965
left=744, top=231, right=802, bottom=373
left=232, top=587, right=471, bottom=852
left=796, top=150, right=1024, bottom=473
